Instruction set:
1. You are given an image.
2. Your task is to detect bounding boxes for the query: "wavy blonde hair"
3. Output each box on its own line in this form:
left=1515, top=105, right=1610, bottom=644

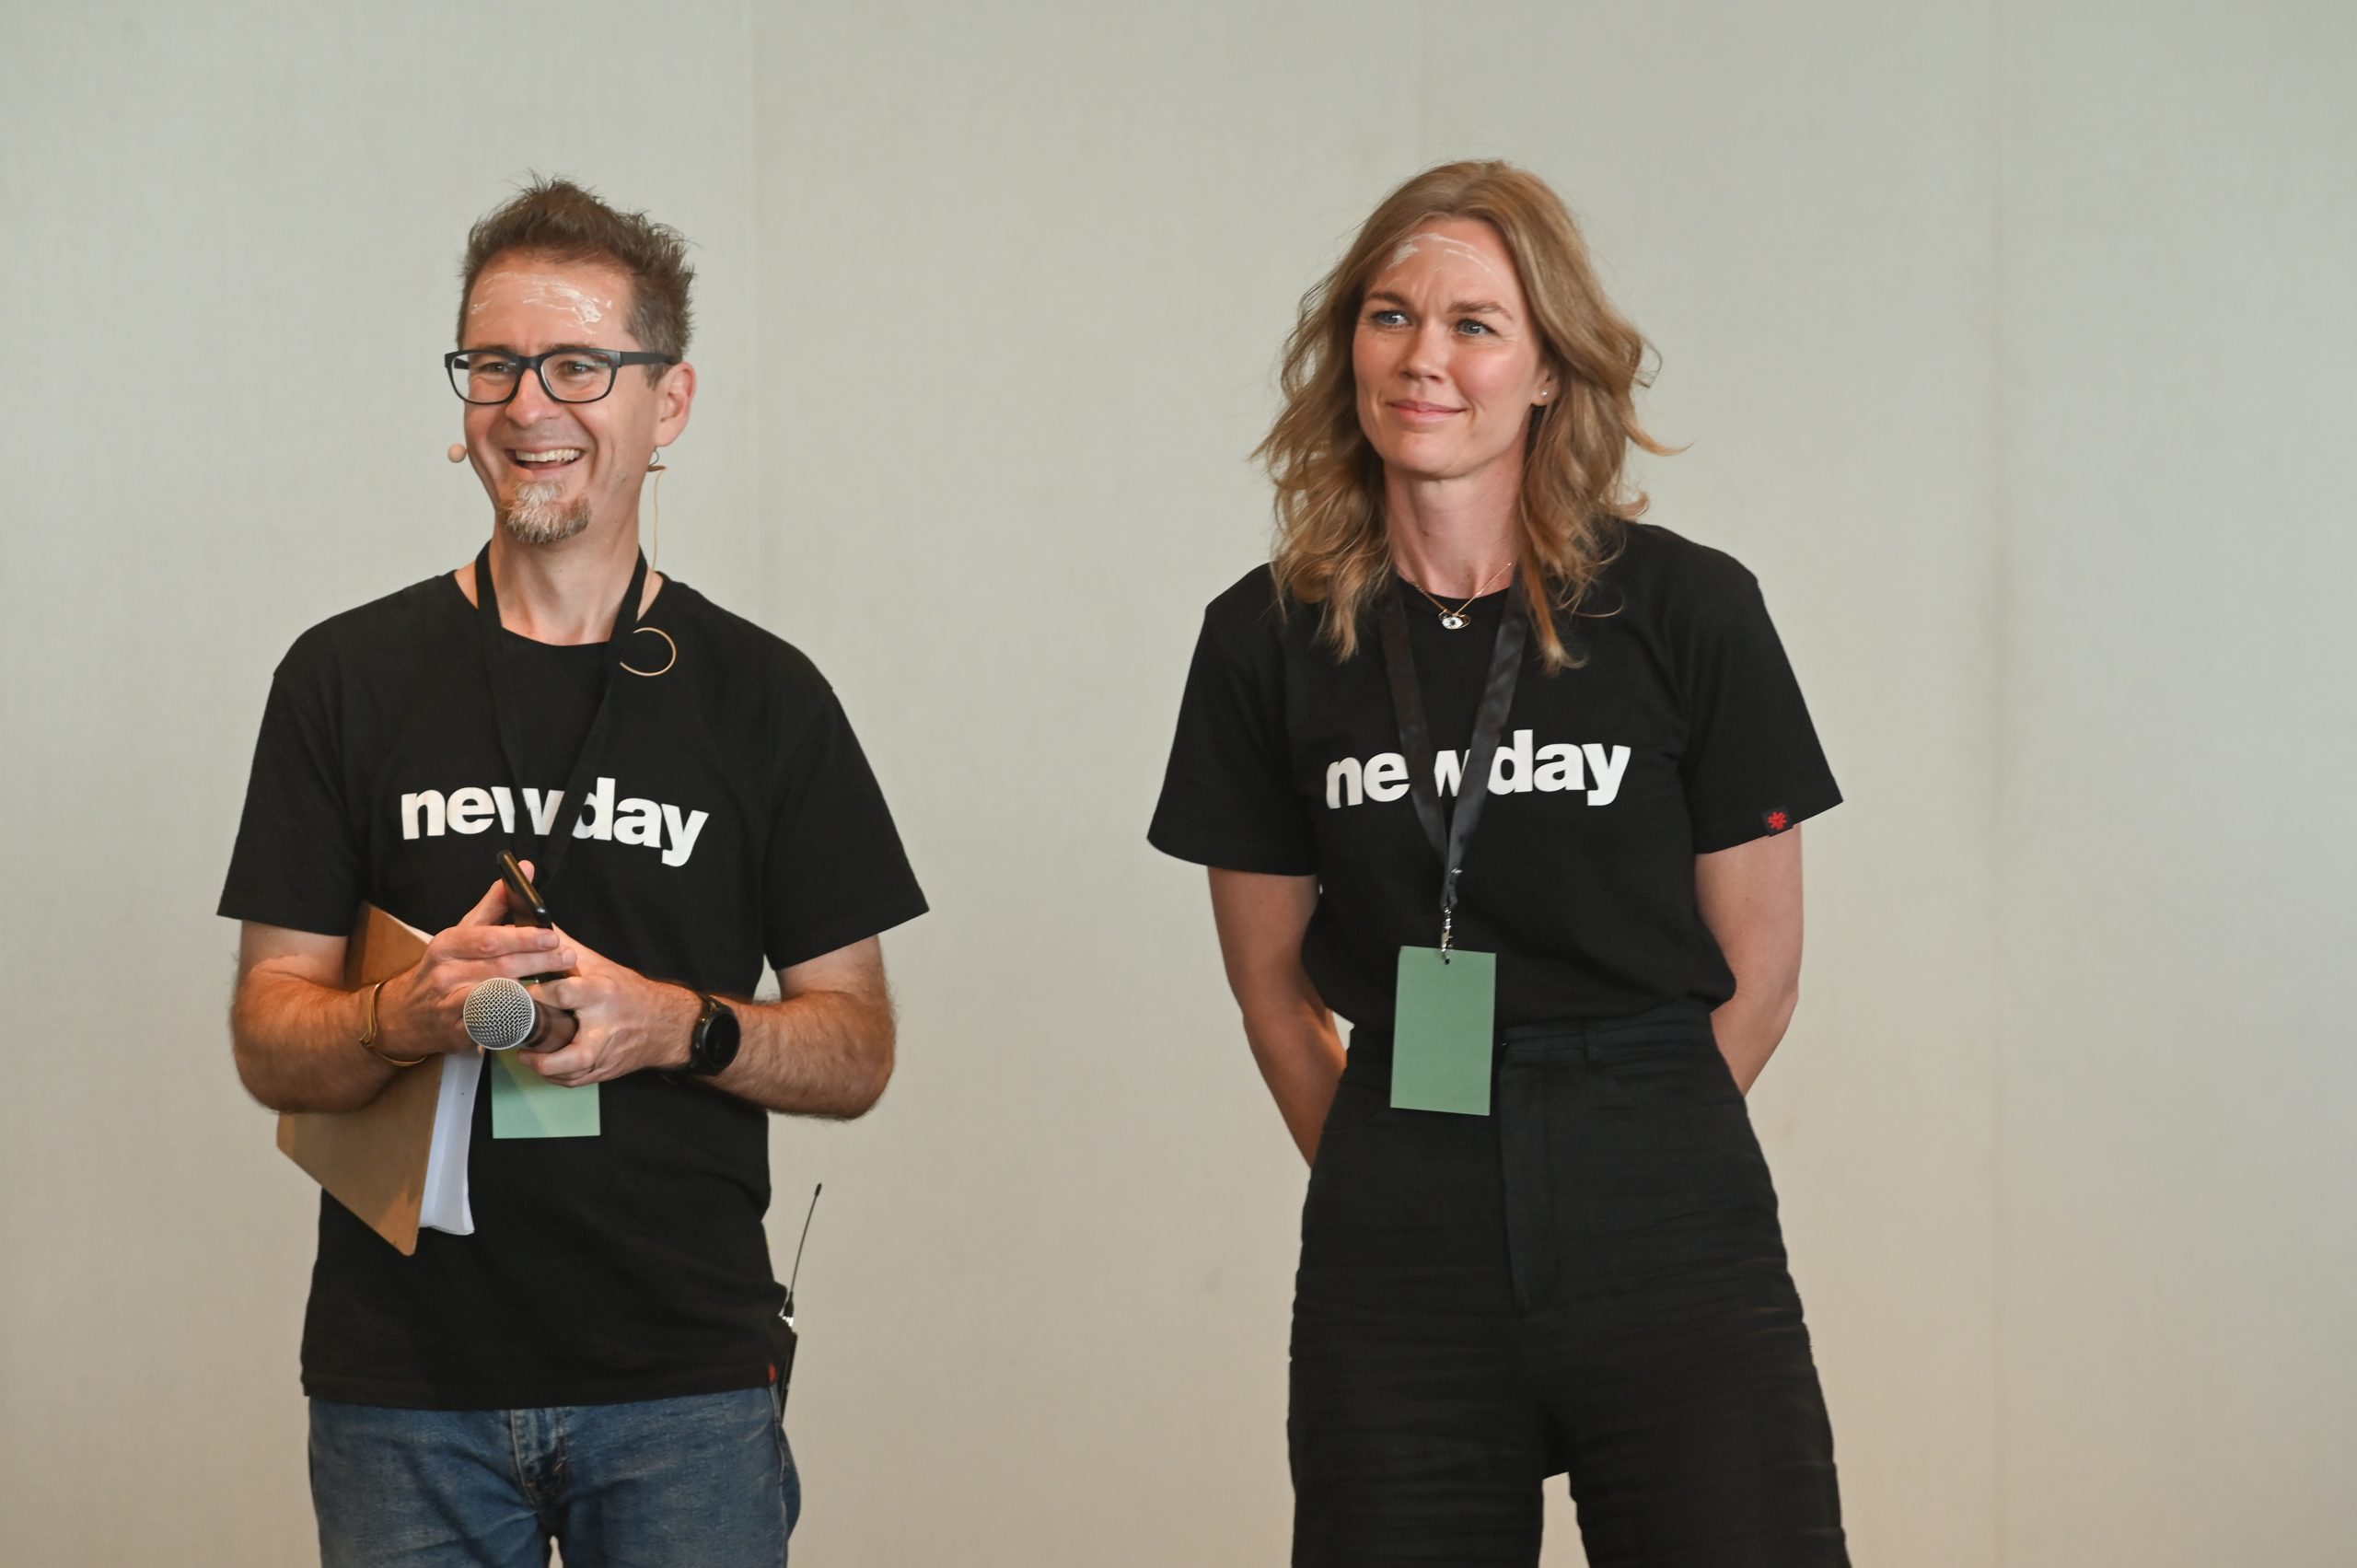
left=1259, top=160, right=1671, bottom=670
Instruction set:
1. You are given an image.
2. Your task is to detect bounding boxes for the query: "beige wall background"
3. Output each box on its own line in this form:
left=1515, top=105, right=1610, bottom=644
left=3, top=2, right=2349, bottom=1563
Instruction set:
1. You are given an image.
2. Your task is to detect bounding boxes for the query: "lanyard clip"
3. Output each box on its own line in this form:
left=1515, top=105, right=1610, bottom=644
left=1439, top=866, right=1462, bottom=961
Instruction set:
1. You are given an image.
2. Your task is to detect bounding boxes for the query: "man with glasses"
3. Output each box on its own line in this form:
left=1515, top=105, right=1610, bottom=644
left=218, top=178, right=925, bottom=1566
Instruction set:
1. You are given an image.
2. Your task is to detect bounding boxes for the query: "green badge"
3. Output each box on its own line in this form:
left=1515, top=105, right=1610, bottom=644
left=488, top=1051, right=601, bottom=1139
left=1390, top=946, right=1495, bottom=1115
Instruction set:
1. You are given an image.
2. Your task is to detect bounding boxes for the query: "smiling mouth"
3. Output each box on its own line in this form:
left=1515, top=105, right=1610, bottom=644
left=510, top=447, right=585, bottom=470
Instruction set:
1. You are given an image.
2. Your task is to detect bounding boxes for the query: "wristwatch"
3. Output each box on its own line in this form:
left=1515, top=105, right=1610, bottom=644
left=685, top=991, right=741, bottom=1077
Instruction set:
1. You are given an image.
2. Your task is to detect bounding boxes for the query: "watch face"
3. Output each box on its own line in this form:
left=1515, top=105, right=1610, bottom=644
left=695, top=997, right=742, bottom=1075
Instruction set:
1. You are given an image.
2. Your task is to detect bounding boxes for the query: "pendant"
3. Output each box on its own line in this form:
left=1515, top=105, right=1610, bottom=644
left=1439, top=612, right=1468, bottom=630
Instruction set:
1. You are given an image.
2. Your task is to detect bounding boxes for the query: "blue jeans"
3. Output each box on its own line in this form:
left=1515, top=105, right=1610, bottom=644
left=309, top=1387, right=798, bottom=1567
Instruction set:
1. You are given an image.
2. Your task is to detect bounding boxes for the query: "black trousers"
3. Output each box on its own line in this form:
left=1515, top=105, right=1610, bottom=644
left=1290, top=1003, right=1848, bottom=1567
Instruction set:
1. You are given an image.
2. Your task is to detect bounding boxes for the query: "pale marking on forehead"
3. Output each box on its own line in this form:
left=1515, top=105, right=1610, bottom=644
left=1383, top=231, right=1509, bottom=283
left=467, top=270, right=614, bottom=331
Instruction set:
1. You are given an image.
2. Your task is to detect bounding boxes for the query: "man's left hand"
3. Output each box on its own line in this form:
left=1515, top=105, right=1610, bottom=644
left=520, top=933, right=701, bottom=1086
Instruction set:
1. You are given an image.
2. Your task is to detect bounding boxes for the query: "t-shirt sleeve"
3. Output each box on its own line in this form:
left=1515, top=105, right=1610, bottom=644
left=216, top=650, right=366, bottom=936
left=1678, top=573, right=1842, bottom=854
left=1147, top=595, right=1317, bottom=875
left=761, top=684, right=928, bottom=971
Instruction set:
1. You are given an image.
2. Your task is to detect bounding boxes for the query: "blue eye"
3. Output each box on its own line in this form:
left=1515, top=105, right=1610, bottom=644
left=1367, top=308, right=1409, bottom=327
left=1457, top=319, right=1494, bottom=336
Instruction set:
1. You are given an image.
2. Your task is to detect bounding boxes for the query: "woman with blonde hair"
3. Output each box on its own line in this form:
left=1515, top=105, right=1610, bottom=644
left=1150, top=160, right=1849, bottom=1564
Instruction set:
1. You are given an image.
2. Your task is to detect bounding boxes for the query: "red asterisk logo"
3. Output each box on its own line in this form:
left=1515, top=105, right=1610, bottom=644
left=1765, top=809, right=1790, bottom=832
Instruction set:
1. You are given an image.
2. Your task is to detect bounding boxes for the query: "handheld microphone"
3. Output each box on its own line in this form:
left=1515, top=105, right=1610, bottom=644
left=462, top=977, right=552, bottom=1051
left=447, top=443, right=468, bottom=463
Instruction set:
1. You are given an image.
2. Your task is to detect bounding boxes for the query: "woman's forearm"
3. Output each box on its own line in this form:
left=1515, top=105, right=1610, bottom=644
left=1694, top=829, right=1807, bottom=1095
left=1709, top=977, right=1799, bottom=1095
left=1207, top=867, right=1343, bottom=1162
left=1239, top=993, right=1347, bottom=1163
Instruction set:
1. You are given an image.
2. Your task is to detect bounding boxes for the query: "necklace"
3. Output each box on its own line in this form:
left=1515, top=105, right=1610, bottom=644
left=1405, top=560, right=1515, bottom=630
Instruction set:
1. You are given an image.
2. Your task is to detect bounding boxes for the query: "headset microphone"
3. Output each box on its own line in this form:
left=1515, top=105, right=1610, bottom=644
left=447, top=443, right=468, bottom=463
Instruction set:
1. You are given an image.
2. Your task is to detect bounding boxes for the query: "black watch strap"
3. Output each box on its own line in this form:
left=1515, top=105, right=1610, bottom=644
left=686, top=991, right=742, bottom=1077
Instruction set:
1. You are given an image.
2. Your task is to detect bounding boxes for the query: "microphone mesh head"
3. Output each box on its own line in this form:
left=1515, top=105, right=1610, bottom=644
left=462, top=977, right=536, bottom=1051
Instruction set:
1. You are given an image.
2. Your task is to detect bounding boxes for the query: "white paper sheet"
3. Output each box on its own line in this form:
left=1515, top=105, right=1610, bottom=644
left=419, top=1050, right=483, bottom=1237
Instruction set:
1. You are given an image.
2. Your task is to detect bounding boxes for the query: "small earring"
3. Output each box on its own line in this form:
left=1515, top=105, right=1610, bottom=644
left=647, top=447, right=667, bottom=473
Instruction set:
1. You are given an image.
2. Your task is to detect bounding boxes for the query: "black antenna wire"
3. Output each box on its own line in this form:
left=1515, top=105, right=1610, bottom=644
left=783, top=1183, right=822, bottom=1320
left=770, top=1184, right=821, bottom=1416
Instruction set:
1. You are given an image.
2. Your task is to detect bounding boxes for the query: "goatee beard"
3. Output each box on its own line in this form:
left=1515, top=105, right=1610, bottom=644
left=501, top=482, right=592, bottom=545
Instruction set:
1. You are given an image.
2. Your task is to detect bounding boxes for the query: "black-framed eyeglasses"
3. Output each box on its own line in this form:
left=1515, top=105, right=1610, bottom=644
left=445, top=347, right=680, bottom=405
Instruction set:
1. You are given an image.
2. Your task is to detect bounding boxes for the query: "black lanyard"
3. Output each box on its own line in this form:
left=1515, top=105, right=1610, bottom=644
left=471, top=542, right=649, bottom=892
left=1376, top=577, right=1529, bottom=955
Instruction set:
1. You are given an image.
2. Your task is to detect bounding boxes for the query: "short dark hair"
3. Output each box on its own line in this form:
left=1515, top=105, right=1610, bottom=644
left=457, top=176, right=694, bottom=366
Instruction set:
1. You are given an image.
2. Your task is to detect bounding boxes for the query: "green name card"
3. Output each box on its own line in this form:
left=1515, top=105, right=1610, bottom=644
left=1390, top=946, right=1494, bottom=1116
left=488, top=1051, right=601, bottom=1139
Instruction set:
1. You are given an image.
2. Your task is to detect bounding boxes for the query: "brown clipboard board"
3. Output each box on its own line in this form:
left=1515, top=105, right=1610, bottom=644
left=273, top=904, right=438, bottom=1255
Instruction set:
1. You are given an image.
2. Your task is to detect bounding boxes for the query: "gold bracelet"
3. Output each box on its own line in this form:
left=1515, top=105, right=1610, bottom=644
left=358, top=980, right=427, bottom=1068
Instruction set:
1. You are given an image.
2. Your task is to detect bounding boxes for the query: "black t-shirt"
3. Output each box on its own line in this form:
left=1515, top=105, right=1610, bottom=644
left=219, top=572, right=926, bottom=1408
left=1148, top=523, right=1839, bottom=1030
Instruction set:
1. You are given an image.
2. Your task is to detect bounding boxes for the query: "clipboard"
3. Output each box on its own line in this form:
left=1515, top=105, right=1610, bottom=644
left=273, top=904, right=445, bottom=1255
